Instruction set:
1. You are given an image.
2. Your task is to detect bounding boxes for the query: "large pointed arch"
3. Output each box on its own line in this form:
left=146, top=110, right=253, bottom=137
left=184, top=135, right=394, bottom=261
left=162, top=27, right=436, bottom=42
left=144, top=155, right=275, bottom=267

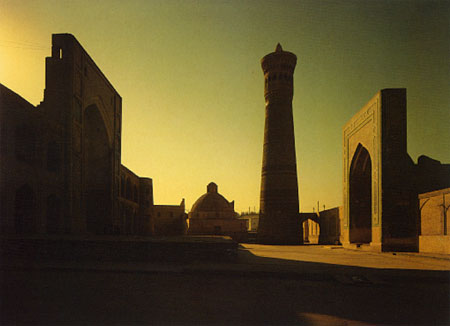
left=83, top=104, right=112, bottom=234
left=349, top=143, right=372, bottom=244
left=84, top=96, right=114, bottom=146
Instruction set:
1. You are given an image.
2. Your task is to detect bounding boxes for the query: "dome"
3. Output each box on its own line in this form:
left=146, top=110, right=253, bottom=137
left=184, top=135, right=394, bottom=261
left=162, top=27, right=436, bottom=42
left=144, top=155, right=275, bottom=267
left=190, top=182, right=235, bottom=218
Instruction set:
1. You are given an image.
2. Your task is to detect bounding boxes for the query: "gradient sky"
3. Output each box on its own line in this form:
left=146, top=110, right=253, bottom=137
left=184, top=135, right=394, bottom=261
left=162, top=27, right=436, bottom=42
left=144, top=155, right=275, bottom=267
left=1, top=0, right=449, bottom=213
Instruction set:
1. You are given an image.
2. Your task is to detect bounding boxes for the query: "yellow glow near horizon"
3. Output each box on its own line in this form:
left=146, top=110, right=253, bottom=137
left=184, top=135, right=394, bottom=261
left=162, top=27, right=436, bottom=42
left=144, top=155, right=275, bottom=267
left=1, top=1, right=449, bottom=214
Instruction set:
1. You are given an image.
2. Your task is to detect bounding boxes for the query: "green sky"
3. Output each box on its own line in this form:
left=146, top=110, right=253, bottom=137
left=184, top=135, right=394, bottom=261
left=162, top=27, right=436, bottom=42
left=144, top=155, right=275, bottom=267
left=1, top=0, right=449, bottom=213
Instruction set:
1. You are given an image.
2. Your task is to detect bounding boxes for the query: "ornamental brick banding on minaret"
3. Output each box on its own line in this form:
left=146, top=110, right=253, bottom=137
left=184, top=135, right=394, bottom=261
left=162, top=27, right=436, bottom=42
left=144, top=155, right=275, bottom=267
left=257, top=43, right=302, bottom=244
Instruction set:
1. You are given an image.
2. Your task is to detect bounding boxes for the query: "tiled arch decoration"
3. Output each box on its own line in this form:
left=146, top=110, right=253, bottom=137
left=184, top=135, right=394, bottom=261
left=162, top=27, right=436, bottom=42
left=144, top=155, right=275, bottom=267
left=343, top=92, right=382, bottom=249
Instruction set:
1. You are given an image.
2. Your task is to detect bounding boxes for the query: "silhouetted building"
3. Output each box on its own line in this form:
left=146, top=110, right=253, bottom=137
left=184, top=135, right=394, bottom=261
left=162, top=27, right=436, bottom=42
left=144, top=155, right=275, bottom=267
left=342, top=89, right=450, bottom=252
left=154, top=199, right=187, bottom=236
left=415, top=156, right=450, bottom=194
left=118, top=166, right=153, bottom=235
left=0, top=34, right=154, bottom=236
left=187, top=182, right=247, bottom=241
left=257, top=43, right=302, bottom=244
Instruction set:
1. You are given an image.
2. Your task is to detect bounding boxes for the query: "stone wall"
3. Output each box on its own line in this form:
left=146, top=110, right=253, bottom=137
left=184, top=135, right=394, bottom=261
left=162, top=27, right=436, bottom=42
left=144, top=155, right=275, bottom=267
left=303, top=219, right=320, bottom=244
left=419, top=188, right=450, bottom=254
left=153, top=201, right=187, bottom=236
left=118, top=166, right=153, bottom=235
left=318, top=207, right=342, bottom=245
left=188, top=218, right=247, bottom=242
left=301, top=208, right=341, bottom=245
left=0, top=85, right=50, bottom=234
left=238, top=214, right=259, bottom=231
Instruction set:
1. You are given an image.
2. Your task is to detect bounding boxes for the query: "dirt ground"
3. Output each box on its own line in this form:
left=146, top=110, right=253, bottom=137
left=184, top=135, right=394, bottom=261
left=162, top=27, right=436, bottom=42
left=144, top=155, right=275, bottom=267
left=1, top=244, right=449, bottom=325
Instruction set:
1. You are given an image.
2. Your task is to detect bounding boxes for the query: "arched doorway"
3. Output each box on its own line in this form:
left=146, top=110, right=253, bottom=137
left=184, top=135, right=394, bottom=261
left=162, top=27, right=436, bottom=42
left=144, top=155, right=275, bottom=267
left=83, top=105, right=112, bottom=234
left=14, top=185, right=35, bottom=234
left=349, top=144, right=372, bottom=244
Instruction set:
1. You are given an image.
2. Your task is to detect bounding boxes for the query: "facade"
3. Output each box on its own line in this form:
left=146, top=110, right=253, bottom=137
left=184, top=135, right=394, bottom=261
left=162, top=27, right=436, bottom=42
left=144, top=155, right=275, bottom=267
left=317, top=207, right=342, bottom=245
left=342, top=89, right=450, bottom=252
left=153, top=199, right=187, bottom=236
left=257, top=43, right=302, bottom=245
left=118, top=166, right=153, bottom=235
left=301, top=214, right=320, bottom=244
left=419, top=188, right=450, bottom=254
left=238, top=213, right=259, bottom=232
left=0, top=34, right=154, bottom=236
left=343, top=89, right=413, bottom=251
left=188, top=183, right=247, bottom=241
left=301, top=208, right=342, bottom=245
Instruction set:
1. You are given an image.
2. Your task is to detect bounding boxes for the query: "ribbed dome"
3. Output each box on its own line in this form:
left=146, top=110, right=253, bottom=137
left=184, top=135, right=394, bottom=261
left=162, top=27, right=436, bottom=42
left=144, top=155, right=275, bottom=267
left=190, top=182, right=234, bottom=215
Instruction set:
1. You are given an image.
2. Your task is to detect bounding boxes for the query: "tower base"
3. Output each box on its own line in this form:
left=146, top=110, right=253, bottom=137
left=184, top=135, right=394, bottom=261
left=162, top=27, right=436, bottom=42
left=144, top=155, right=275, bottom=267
left=257, top=212, right=303, bottom=245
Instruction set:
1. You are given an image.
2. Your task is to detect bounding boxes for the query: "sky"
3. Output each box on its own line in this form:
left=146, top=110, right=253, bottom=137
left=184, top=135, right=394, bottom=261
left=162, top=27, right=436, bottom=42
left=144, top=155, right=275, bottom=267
left=1, top=0, right=449, bottom=214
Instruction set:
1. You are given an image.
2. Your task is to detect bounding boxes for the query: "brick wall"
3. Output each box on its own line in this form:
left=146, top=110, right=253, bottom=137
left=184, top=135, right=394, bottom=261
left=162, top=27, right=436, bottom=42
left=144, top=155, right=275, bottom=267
left=420, top=188, right=450, bottom=236
left=419, top=188, right=450, bottom=254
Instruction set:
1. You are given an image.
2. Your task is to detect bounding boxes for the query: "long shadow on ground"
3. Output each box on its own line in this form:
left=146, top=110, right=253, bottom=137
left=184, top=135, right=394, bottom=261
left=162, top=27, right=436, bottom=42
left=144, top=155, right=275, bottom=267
left=0, top=239, right=449, bottom=325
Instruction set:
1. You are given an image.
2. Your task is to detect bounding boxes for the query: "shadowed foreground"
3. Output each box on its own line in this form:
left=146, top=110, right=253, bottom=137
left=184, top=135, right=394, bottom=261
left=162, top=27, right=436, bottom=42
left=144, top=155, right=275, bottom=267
left=1, top=242, right=449, bottom=325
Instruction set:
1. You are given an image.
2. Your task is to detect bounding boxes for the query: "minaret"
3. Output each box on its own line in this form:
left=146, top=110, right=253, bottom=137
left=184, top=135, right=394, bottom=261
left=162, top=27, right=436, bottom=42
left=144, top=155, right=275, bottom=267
left=257, top=43, right=302, bottom=244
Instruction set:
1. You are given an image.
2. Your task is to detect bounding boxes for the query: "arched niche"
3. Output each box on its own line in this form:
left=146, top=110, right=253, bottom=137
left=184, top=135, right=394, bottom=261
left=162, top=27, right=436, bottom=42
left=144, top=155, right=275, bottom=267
left=349, top=144, right=372, bottom=244
left=83, top=104, right=112, bottom=234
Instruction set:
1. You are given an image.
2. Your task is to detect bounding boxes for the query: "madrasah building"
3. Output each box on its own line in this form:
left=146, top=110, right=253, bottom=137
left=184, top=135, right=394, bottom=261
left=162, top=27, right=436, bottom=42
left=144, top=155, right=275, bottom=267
left=0, top=33, right=185, bottom=236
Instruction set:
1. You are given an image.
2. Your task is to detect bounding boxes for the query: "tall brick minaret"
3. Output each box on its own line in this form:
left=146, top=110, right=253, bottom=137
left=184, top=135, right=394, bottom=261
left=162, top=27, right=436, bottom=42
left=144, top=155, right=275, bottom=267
left=257, top=43, right=302, bottom=244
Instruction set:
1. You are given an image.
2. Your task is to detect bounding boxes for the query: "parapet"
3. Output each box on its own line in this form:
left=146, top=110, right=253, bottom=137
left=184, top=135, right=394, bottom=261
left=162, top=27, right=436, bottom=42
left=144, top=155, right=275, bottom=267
left=261, top=43, right=297, bottom=74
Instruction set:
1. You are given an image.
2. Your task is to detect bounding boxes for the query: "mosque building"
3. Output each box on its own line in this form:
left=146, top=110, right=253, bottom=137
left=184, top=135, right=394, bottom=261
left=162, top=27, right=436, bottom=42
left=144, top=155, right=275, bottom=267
left=187, top=182, right=247, bottom=241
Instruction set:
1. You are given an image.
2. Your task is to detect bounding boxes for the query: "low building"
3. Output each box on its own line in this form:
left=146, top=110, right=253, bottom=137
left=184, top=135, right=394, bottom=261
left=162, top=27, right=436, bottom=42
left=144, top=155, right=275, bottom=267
left=153, top=199, right=187, bottom=236
left=317, top=207, right=342, bottom=245
left=301, top=208, right=342, bottom=245
left=238, top=213, right=259, bottom=231
left=117, top=165, right=154, bottom=235
left=187, top=182, right=247, bottom=242
left=419, top=188, right=450, bottom=254
left=300, top=213, right=319, bottom=244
